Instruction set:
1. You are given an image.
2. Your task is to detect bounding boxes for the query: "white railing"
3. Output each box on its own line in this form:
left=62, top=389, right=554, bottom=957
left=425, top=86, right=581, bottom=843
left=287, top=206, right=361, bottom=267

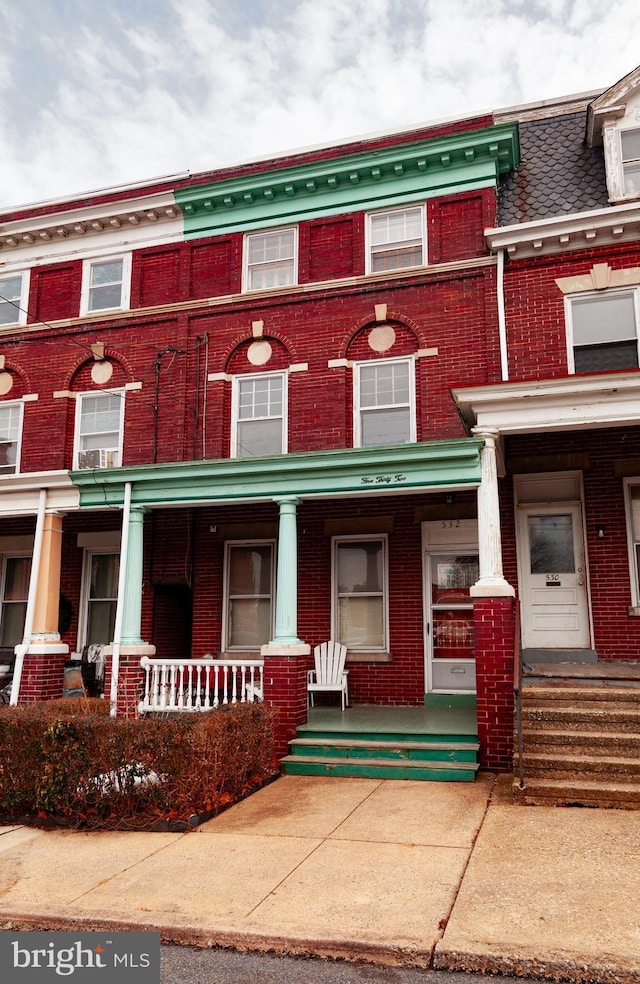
left=139, top=656, right=264, bottom=714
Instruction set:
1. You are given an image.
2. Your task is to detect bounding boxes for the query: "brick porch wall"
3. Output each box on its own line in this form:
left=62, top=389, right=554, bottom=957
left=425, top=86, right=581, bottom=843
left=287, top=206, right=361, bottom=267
left=474, top=595, right=516, bottom=771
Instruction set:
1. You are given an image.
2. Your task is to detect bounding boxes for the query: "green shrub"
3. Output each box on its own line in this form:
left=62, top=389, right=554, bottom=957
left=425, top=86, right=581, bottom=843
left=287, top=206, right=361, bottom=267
left=0, top=699, right=278, bottom=830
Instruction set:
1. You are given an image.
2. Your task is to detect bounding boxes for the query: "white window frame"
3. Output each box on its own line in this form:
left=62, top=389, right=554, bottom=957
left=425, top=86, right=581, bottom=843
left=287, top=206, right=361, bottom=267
left=77, top=548, right=120, bottom=651
left=222, top=539, right=276, bottom=652
left=80, top=254, right=132, bottom=315
left=0, top=271, right=29, bottom=327
left=332, top=534, right=389, bottom=652
left=353, top=356, right=416, bottom=448
left=74, top=390, right=125, bottom=469
left=365, top=204, right=426, bottom=275
left=620, top=127, right=640, bottom=199
left=0, top=401, right=24, bottom=476
left=231, top=370, right=287, bottom=458
left=242, top=227, right=298, bottom=292
left=0, top=553, right=32, bottom=650
left=566, top=288, right=640, bottom=374
left=625, top=479, right=640, bottom=608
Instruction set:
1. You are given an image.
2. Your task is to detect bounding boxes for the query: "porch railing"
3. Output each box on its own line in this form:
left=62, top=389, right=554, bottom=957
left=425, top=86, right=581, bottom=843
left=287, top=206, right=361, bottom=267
left=139, top=656, right=264, bottom=714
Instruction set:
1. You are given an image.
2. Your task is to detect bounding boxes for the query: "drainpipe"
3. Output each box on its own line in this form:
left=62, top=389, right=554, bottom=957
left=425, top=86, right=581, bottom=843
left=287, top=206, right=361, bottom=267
left=497, top=247, right=509, bottom=382
left=110, top=481, right=132, bottom=717
left=10, top=488, right=47, bottom=705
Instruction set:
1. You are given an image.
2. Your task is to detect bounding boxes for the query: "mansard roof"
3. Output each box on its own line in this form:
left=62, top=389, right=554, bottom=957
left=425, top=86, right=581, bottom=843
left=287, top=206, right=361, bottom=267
left=497, top=111, right=607, bottom=226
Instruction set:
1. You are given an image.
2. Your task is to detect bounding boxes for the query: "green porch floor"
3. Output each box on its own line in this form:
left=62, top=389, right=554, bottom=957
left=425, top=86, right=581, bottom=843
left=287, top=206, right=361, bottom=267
left=300, top=700, right=478, bottom=739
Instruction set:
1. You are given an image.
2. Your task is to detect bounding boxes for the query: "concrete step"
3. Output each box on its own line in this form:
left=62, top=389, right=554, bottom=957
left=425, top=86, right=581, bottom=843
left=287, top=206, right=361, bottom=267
left=513, top=777, right=640, bottom=810
left=520, top=705, right=640, bottom=732
left=523, top=661, right=640, bottom=683
left=281, top=754, right=478, bottom=782
left=288, top=737, right=479, bottom=764
left=515, top=751, right=640, bottom=780
left=519, top=729, right=640, bottom=756
left=521, top=686, right=640, bottom=708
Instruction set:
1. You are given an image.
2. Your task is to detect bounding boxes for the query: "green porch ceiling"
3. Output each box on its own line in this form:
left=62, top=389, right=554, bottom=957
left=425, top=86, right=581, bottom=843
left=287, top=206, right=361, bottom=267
left=71, top=439, right=484, bottom=510
left=175, top=124, right=520, bottom=237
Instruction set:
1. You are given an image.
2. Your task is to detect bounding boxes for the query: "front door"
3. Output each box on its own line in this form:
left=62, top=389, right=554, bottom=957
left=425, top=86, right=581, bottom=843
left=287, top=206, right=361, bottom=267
left=517, top=503, right=591, bottom=651
left=423, top=520, right=478, bottom=694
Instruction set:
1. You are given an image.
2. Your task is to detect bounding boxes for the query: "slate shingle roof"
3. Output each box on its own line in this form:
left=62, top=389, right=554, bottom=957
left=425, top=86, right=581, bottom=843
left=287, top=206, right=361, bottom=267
left=498, top=112, right=608, bottom=226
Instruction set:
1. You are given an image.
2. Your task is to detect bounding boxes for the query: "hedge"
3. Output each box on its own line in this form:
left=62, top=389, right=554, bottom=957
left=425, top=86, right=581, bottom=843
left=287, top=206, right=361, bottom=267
left=0, top=698, right=278, bottom=830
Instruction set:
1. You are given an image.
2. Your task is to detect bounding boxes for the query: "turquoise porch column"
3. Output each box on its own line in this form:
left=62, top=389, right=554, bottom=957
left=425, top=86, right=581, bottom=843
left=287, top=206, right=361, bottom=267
left=120, top=504, right=147, bottom=645
left=271, top=496, right=303, bottom=646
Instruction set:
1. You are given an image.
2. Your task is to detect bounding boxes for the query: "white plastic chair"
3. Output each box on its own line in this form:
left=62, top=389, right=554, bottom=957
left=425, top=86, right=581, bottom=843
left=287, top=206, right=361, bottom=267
left=307, top=641, right=349, bottom=711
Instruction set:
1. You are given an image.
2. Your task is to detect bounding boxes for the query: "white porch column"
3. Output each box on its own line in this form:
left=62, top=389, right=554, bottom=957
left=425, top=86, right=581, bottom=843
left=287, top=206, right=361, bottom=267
left=270, top=496, right=304, bottom=646
left=470, top=427, right=514, bottom=597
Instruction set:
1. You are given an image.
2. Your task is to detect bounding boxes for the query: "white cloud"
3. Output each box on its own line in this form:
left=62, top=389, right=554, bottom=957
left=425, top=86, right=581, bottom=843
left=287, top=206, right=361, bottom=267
left=0, top=0, right=638, bottom=209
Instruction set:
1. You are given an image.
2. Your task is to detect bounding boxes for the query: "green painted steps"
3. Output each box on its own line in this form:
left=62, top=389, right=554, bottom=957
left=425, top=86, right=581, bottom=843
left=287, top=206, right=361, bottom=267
left=282, top=733, right=479, bottom=781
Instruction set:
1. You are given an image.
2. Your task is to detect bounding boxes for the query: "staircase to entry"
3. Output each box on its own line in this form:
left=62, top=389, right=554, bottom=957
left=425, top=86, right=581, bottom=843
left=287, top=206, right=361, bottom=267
left=282, top=703, right=480, bottom=782
left=514, top=661, right=640, bottom=808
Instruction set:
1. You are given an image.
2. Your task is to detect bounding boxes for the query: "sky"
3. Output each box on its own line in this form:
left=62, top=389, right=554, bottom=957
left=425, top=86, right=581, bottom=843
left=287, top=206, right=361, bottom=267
left=0, top=0, right=638, bottom=211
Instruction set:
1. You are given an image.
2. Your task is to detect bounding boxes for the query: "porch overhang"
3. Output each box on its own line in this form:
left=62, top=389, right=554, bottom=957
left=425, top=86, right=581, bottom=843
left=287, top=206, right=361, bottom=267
left=452, top=372, right=640, bottom=436
left=70, top=439, right=483, bottom=510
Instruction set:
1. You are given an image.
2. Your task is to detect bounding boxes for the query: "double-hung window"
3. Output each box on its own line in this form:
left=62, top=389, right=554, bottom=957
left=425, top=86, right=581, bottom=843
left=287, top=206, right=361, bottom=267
left=0, top=272, right=28, bottom=327
left=81, top=255, right=131, bottom=314
left=621, top=128, right=640, bottom=198
left=82, top=552, right=120, bottom=646
left=75, top=391, right=124, bottom=469
left=0, top=555, right=31, bottom=647
left=367, top=205, right=426, bottom=273
left=569, top=290, right=640, bottom=373
left=333, top=536, right=388, bottom=651
left=354, top=357, right=415, bottom=447
left=0, top=402, right=23, bottom=475
left=232, top=372, right=286, bottom=457
left=244, top=228, right=297, bottom=291
left=223, top=541, right=275, bottom=650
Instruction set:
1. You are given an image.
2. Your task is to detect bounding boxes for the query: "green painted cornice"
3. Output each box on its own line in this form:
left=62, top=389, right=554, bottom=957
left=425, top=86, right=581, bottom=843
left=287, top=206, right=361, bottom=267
left=175, top=124, right=519, bottom=237
left=71, top=440, right=483, bottom=510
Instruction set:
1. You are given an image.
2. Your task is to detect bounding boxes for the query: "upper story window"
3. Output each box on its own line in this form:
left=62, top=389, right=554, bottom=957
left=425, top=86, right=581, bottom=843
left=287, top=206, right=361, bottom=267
left=367, top=205, right=426, bottom=274
left=243, top=228, right=297, bottom=292
left=231, top=371, right=287, bottom=458
left=74, top=391, right=124, bottom=469
left=354, top=357, right=415, bottom=447
left=332, top=536, right=388, bottom=651
left=0, top=272, right=28, bottom=327
left=223, top=541, right=275, bottom=650
left=621, top=128, right=640, bottom=198
left=568, top=289, right=639, bottom=373
left=81, top=255, right=131, bottom=315
left=0, top=402, right=23, bottom=476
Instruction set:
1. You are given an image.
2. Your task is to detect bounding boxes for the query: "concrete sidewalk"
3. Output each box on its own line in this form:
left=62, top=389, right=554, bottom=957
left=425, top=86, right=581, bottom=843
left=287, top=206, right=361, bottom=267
left=0, top=773, right=638, bottom=982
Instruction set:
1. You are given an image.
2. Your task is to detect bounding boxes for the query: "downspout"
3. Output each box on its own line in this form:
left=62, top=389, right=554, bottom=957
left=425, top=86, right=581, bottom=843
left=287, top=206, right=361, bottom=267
left=497, top=247, right=509, bottom=382
left=10, top=488, right=47, bottom=705
left=110, top=481, right=132, bottom=717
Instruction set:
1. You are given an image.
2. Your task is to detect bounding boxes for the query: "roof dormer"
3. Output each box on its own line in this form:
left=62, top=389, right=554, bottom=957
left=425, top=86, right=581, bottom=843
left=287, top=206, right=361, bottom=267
left=586, top=64, right=640, bottom=203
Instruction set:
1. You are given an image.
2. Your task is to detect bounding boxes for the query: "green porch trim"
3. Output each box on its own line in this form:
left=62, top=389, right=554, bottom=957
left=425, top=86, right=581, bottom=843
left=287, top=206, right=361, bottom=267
left=71, top=439, right=484, bottom=510
left=175, top=124, right=519, bottom=237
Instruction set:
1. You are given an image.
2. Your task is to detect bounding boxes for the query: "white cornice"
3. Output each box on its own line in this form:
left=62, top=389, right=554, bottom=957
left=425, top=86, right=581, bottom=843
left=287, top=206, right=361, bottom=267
left=485, top=201, right=640, bottom=259
left=0, top=192, right=183, bottom=266
left=0, top=471, right=79, bottom=516
left=453, top=371, right=640, bottom=435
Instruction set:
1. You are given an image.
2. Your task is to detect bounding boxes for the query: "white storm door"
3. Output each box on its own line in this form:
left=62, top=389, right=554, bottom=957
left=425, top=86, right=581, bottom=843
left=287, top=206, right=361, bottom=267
left=518, top=504, right=590, bottom=650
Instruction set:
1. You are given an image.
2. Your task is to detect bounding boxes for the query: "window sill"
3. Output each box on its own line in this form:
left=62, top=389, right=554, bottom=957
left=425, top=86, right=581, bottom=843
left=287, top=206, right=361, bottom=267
left=346, top=651, right=393, bottom=663
left=628, top=606, right=640, bottom=616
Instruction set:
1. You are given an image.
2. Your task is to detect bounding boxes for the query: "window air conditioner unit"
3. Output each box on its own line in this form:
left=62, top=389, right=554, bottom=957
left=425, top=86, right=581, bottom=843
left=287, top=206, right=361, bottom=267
left=77, top=449, right=117, bottom=469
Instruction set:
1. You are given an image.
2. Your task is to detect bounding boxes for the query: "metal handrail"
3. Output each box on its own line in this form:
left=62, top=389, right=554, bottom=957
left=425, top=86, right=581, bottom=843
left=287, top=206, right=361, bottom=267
left=512, top=599, right=525, bottom=789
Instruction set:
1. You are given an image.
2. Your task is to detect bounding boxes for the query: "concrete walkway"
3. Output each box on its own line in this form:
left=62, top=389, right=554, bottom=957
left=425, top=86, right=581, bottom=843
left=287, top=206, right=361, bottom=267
left=0, top=773, right=638, bottom=982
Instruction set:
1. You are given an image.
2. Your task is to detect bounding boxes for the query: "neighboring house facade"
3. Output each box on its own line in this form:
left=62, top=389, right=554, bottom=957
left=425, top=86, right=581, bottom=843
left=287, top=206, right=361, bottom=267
left=1, top=66, right=638, bottom=772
